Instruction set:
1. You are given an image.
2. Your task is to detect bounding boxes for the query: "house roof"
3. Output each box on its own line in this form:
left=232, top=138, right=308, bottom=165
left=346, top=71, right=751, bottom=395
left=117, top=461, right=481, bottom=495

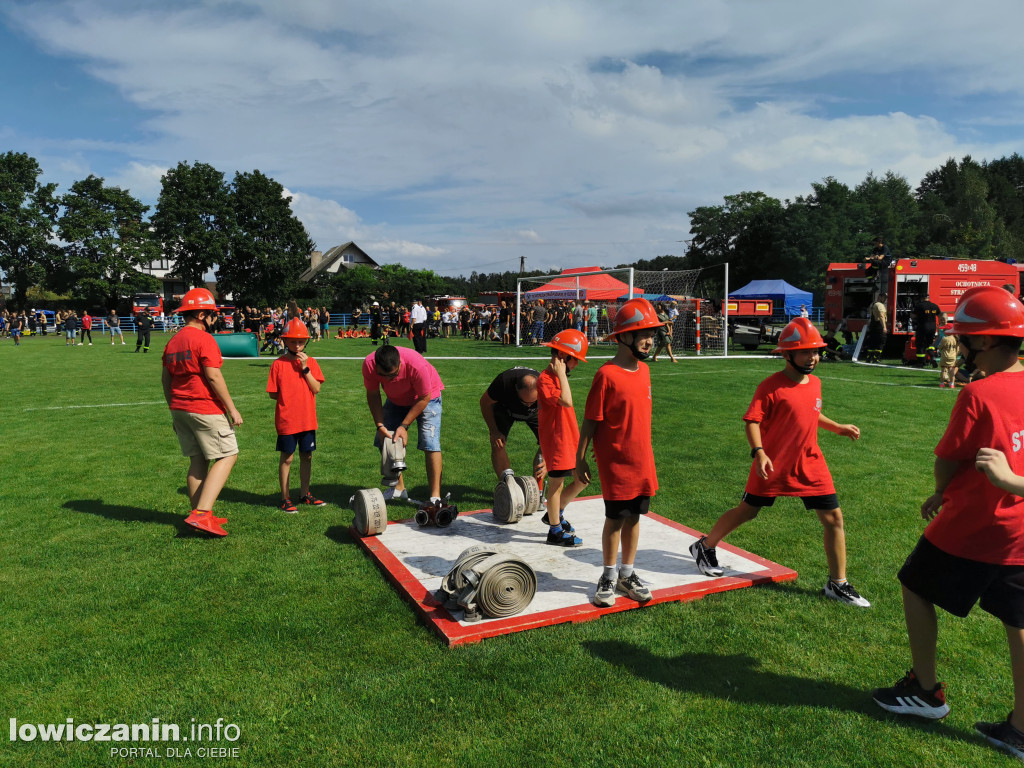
left=299, top=241, right=377, bottom=282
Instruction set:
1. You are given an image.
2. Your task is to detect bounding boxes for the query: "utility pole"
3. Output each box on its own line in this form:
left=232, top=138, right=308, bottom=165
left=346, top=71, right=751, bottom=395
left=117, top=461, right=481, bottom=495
left=519, top=256, right=525, bottom=274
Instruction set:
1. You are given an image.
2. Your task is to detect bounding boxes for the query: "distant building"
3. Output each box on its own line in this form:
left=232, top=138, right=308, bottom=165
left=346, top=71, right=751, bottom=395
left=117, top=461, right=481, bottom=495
left=299, top=242, right=378, bottom=282
left=137, top=256, right=190, bottom=304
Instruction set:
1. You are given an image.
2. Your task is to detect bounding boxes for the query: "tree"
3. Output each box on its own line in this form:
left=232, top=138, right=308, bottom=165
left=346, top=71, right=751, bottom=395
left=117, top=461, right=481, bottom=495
left=0, top=152, right=59, bottom=309
left=376, top=263, right=447, bottom=306
left=686, top=191, right=788, bottom=294
left=151, top=161, right=232, bottom=289
left=216, top=171, right=314, bottom=306
left=331, top=264, right=380, bottom=310
left=55, top=175, right=161, bottom=308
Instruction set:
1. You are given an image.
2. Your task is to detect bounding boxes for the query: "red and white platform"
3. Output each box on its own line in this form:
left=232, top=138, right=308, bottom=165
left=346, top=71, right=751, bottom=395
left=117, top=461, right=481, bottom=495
left=353, top=495, right=797, bottom=646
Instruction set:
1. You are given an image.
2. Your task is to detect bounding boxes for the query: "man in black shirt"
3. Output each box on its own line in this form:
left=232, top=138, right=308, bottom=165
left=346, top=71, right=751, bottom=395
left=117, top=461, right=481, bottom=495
left=480, top=367, right=546, bottom=482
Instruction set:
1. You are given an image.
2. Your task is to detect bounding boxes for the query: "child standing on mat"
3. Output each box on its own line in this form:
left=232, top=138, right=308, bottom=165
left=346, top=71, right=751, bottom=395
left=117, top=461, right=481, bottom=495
left=873, top=286, right=1024, bottom=760
left=688, top=316, right=870, bottom=607
left=267, top=317, right=326, bottom=512
left=538, top=329, right=590, bottom=547
left=576, top=298, right=662, bottom=607
left=161, top=288, right=242, bottom=537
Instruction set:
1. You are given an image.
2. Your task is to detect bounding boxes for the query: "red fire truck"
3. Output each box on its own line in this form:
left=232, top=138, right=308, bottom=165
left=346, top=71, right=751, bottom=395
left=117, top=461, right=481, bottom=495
left=825, top=258, right=1020, bottom=353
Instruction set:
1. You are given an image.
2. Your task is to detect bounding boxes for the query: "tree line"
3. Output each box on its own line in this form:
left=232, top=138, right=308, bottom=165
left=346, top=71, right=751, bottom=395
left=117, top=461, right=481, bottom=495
left=5, top=151, right=1024, bottom=311
left=682, top=155, right=1024, bottom=300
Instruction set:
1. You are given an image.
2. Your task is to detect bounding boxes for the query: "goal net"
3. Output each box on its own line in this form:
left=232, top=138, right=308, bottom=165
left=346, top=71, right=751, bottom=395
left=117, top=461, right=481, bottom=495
left=515, top=263, right=730, bottom=355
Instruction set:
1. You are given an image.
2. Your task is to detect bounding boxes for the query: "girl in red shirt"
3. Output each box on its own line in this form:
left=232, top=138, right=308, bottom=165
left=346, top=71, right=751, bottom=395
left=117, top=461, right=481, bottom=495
left=689, top=317, right=869, bottom=608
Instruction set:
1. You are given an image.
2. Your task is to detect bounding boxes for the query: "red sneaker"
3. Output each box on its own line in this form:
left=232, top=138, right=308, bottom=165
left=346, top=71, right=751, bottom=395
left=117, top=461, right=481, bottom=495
left=299, top=493, right=326, bottom=506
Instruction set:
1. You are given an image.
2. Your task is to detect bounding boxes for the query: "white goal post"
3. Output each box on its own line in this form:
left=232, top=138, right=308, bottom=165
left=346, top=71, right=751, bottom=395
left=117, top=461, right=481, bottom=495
left=514, top=263, right=730, bottom=355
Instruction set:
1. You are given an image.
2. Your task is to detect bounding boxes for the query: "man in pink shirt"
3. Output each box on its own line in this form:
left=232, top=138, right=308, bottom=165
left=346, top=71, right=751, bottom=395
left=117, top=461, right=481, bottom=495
left=363, top=345, right=445, bottom=505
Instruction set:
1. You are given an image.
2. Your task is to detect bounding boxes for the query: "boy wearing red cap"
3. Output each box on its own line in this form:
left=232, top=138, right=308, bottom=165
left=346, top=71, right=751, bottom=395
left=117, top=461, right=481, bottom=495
left=267, top=318, right=326, bottom=512
left=161, top=288, right=242, bottom=536
left=576, top=298, right=661, bottom=606
left=689, top=317, right=869, bottom=607
left=538, top=329, right=590, bottom=546
left=873, top=286, right=1024, bottom=760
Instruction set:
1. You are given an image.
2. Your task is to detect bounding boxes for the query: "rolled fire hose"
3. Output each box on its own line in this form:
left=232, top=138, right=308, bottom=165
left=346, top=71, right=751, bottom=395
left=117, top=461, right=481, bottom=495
left=351, top=488, right=388, bottom=536
left=514, top=475, right=541, bottom=516
left=380, top=436, right=407, bottom=488
left=437, top=545, right=537, bottom=621
left=492, top=475, right=525, bottom=523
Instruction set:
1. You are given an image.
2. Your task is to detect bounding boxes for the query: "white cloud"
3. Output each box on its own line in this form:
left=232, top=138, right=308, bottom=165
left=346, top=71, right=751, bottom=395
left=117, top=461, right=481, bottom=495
left=5, top=0, right=1024, bottom=274
left=107, top=161, right=167, bottom=200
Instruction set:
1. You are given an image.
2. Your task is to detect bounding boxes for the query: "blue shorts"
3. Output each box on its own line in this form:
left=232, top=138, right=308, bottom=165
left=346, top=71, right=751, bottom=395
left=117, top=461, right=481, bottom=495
left=276, top=430, right=317, bottom=455
left=110, top=327, right=123, bottom=336
left=374, top=396, right=443, bottom=452
left=532, top=321, right=545, bottom=338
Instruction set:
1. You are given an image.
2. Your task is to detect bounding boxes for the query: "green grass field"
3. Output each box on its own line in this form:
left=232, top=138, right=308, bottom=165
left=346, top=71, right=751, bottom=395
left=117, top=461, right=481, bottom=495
left=0, top=331, right=1014, bottom=767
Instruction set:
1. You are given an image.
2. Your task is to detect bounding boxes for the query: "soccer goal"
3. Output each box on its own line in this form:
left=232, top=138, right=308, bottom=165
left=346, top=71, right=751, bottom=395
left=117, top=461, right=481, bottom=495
left=514, top=263, right=731, bottom=355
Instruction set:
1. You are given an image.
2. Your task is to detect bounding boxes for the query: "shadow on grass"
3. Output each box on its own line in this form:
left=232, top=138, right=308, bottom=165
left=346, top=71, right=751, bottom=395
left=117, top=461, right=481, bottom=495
left=582, top=640, right=979, bottom=745
left=63, top=499, right=203, bottom=537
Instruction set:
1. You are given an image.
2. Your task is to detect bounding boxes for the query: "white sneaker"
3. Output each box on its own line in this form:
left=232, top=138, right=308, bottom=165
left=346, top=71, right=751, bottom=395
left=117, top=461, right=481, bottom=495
left=382, top=488, right=409, bottom=503
left=824, top=579, right=871, bottom=608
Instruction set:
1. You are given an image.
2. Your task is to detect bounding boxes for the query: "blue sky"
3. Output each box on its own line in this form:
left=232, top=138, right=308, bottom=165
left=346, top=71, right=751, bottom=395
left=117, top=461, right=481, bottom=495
left=3, top=0, right=1023, bottom=277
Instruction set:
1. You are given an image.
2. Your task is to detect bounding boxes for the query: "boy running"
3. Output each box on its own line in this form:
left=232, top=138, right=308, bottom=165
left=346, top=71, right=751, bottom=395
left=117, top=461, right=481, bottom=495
left=576, top=298, right=661, bottom=606
left=872, top=287, right=1024, bottom=760
left=161, top=288, right=242, bottom=536
left=538, top=329, right=590, bottom=546
left=267, top=318, right=326, bottom=512
left=689, top=317, right=869, bottom=607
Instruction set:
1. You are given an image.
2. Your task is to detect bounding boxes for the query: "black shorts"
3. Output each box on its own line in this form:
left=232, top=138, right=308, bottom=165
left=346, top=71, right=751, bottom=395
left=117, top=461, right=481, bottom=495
left=741, top=492, right=839, bottom=511
left=604, top=495, right=650, bottom=519
left=547, top=468, right=574, bottom=479
left=276, top=430, right=317, bottom=455
left=491, top=404, right=539, bottom=441
left=899, top=536, right=1024, bottom=628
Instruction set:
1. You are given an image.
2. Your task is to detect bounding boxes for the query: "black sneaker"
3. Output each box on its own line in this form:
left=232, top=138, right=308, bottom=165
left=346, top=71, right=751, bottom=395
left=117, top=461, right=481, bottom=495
left=689, top=536, right=724, bottom=577
left=546, top=528, right=582, bottom=547
left=976, top=715, right=1024, bottom=761
left=872, top=670, right=950, bottom=719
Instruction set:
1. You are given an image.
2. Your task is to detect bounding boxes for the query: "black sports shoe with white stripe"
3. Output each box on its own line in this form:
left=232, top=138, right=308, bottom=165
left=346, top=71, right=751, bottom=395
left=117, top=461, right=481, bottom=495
left=872, top=670, right=950, bottom=719
left=976, top=715, right=1024, bottom=761
left=689, top=536, right=724, bottom=577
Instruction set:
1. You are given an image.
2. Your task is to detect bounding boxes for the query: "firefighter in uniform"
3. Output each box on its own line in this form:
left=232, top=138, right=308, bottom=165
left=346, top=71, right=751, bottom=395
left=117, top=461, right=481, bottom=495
left=864, top=292, right=888, bottom=363
left=911, top=293, right=941, bottom=366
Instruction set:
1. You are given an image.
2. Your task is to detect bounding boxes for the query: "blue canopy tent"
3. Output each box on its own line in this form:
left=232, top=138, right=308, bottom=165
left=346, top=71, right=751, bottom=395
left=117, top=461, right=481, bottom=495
left=729, top=280, right=813, bottom=317
left=616, top=293, right=674, bottom=302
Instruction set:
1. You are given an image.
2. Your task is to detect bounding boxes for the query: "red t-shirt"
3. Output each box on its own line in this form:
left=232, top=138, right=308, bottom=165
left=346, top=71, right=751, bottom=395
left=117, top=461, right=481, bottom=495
left=81, top=314, right=92, bottom=330
left=162, top=326, right=225, bottom=415
left=537, top=369, right=579, bottom=472
left=266, top=355, right=325, bottom=435
left=743, top=371, right=835, bottom=496
left=926, top=370, right=1024, bottom=565
left=583, top=362, right=658, bottom=500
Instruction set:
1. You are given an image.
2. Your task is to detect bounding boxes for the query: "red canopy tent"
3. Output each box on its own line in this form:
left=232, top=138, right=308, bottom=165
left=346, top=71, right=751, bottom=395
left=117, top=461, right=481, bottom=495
left=524, top=267, right=631, bottom=301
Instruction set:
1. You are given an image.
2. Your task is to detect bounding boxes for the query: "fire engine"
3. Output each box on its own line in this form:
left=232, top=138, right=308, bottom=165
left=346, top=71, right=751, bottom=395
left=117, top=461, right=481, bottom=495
left=131, top=292, right=164, bottom=316
left=825, top=258, right=1020, bottom=354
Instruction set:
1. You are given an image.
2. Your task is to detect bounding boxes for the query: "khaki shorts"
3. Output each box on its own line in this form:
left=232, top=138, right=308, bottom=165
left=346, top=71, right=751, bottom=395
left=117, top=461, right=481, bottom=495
left=172, top=410, right=239, bottom=460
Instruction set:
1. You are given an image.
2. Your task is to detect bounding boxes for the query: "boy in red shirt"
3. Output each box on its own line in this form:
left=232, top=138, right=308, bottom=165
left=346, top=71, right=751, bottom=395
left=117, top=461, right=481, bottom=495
left=161, top=288, right=243, bottom=537
left=873, top=287, right=1024, bottom=760
left=267, top=318, right=326, bottom=512
left=576, top=299, right=661, bottom=606
left=538, top=329, right=590, bottom=546
left=689, top=317, right=869, bottom=607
